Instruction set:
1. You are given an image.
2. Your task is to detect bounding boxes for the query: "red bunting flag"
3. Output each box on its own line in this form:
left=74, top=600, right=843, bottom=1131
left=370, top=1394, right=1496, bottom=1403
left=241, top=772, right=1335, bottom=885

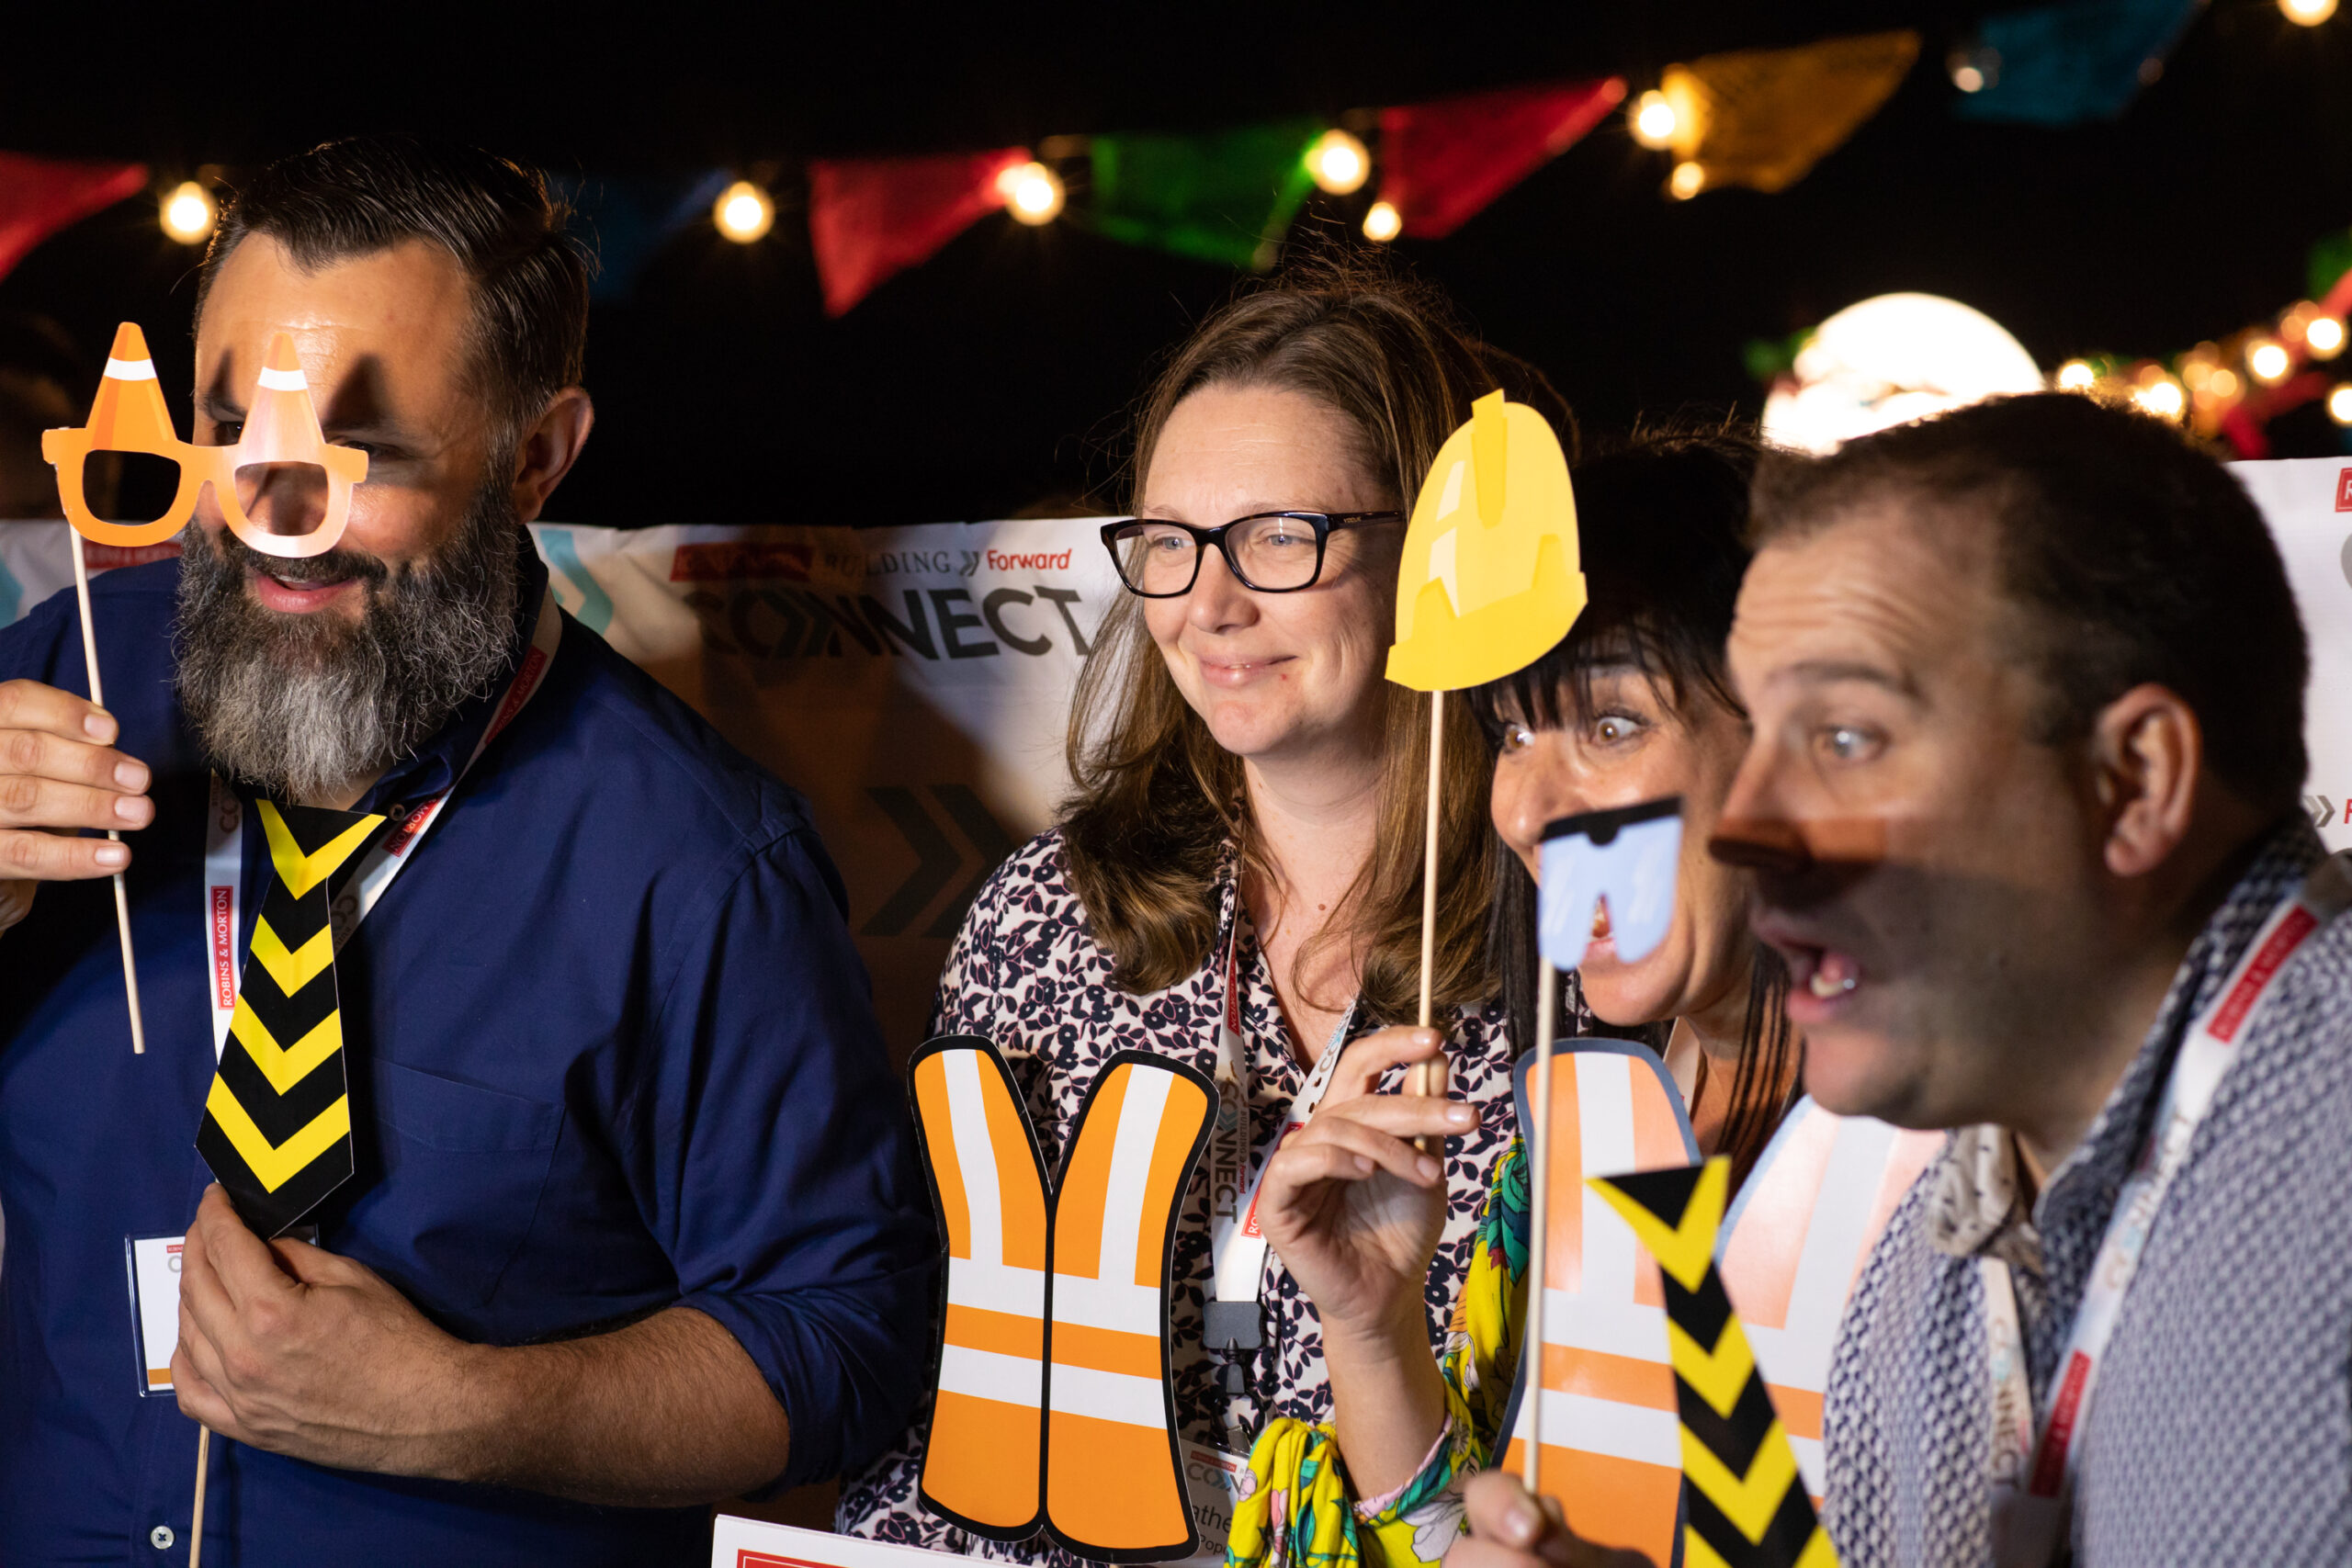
left=808, top=147, right=1030, bottom=317
left=1378, top=78, right=1625, bottom=240
left=0, top=152, right=147, bottom=285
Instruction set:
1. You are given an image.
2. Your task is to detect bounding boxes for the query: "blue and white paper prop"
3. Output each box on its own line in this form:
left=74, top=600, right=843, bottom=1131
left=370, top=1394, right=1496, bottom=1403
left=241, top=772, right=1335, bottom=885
left=1537, top=796, right=1684, bottom=968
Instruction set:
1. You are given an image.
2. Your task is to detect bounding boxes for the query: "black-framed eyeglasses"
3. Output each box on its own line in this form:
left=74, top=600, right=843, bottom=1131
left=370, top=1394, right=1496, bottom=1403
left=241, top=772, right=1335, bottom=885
left=1099, top=511, right=1405, bottom=597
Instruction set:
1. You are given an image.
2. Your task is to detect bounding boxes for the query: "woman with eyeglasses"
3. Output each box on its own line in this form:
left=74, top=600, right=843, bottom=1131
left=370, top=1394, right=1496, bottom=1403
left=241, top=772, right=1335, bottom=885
left=837, top=264, right=1570, bottom=1564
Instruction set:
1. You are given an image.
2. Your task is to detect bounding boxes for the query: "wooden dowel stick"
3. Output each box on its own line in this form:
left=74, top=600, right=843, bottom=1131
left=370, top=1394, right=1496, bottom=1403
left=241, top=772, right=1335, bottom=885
left=1522, top=961, right=1558, bottom=1500
left=68, top=538, right=145, bottom=1055
left=189, top=1427, right=211, bottom=1567
left=1409, top=688, right=1444, bottom=1104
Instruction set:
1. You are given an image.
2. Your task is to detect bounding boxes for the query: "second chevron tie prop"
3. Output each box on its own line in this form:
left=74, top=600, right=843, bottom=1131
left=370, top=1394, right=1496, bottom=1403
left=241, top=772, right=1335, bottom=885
left=1589, top=1157, right=1839, bottom=1568
left=196, top=801, right=388, bottom=1237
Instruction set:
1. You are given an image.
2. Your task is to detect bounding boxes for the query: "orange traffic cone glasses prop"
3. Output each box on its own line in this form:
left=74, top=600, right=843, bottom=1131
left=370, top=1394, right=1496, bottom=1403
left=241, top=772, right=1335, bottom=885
left=42, top=322, right=368, bottom=557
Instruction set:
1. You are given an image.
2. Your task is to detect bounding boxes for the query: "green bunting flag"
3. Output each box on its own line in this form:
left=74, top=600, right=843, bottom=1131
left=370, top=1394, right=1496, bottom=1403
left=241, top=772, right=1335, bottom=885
left=1088, top=119, right=1320, bottom=271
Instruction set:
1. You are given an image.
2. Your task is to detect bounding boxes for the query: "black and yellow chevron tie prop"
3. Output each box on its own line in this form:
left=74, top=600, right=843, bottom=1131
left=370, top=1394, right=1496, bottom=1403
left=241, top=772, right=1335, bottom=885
left=195, top=800, right=387, bottom=1238
left=1589, top=1157, right=1839, bottom=1568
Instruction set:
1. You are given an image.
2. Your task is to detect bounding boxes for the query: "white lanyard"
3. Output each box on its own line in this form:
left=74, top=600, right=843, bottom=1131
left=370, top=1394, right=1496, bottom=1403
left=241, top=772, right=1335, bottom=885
left=1206, top=922, right=1351, bottom=1306
left=1985, top=850, right=2352, bottom=1565
left=201, top=590, right=561, bottom=1060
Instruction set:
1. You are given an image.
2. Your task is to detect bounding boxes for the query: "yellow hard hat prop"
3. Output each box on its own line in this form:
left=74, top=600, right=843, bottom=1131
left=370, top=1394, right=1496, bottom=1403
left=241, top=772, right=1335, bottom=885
left=1385, top=389, right=1586, bottom=692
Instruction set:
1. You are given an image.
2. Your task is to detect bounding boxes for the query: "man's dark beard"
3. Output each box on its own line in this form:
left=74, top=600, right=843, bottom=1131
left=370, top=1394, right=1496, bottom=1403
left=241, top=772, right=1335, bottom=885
left=174, top=484, right=521, bottom=803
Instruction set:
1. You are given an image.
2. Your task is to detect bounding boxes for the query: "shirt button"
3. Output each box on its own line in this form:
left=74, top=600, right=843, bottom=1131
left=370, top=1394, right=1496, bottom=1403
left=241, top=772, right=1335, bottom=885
left=150, top=1525, right=176, bottom=1550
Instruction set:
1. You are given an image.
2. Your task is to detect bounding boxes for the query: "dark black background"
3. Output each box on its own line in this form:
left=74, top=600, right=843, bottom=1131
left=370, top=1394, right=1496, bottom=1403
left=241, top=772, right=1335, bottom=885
left=4, top=2, right=2348, bottom=525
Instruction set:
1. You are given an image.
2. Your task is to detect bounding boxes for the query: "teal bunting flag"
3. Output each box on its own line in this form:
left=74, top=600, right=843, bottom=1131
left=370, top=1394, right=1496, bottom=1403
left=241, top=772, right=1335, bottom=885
left=1088, top=119, right=1320, bottom=272
left=548, top=171, right=731, bottom=300
left=1955, top=0, right=2202, bottom=128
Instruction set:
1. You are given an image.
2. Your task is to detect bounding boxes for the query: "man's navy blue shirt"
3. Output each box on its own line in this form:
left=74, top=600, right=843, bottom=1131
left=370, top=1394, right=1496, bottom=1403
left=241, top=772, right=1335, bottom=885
left=0, top=543, right=935, bottom=1564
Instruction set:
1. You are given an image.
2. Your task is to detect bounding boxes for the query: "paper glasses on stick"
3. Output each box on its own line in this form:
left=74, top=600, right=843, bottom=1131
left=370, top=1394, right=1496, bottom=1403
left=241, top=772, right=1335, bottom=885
left=40, top=323, right=369, bottom=1057
left=44, top=322, right=369, bottom=556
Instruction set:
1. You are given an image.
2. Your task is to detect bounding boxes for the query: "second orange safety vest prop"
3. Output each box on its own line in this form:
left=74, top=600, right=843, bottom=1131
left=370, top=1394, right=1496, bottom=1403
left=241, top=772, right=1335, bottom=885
left=1497, top=1041, right=1940, bottom=1565
left=907, top=1036, right=1215, bottom=1563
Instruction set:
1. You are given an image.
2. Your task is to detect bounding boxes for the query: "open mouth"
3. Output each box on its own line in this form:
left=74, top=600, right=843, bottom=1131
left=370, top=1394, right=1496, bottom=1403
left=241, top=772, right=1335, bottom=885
left=1770, top=931, right=1865, bottom=1015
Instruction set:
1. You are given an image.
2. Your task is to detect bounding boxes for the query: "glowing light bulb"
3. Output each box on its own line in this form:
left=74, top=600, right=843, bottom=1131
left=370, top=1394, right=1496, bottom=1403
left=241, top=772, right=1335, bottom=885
left=2283, top=0, right=2336, bottom=24
left=1362, top=199, right=1401, bottom=243
left=2055, top=359, right=2097, bottom=391
left=1631, top=90, right=1679, bottom=149
left=161, top=181, right=214, bottom=245
left=1305, top=130, right=1370, bottom=196
left=2132, top=377, right=2186, bottom=420
left=714, top=181, right=775, bottom=243
left=2209, top=367, right=2241, bottom=400
left=996, top=162, right=1065, bottom=225
left=2330, top=384, right=2352, bottom=423
left=2248, top=338, right=2292, bottom=384
left=2308, top=315, right=2346, bottom=358
left=1668, top=162, right=1705, bottom=200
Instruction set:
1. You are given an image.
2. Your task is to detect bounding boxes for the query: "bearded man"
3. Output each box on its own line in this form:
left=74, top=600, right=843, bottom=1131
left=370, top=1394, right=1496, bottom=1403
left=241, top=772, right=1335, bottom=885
left=0, top=137, right=933, bottom=1564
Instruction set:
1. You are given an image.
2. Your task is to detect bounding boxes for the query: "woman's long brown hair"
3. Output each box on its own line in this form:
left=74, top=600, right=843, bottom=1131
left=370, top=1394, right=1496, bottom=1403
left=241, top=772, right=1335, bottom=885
left=1060, top=259, right=1572, bottom=1021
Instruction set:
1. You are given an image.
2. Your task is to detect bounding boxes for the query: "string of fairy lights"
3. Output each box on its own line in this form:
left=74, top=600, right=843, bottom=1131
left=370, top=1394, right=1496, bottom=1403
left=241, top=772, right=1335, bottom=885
left=135, top=0, right=2351, bottom=446
left=2052, top=299, right=2352, bottom=443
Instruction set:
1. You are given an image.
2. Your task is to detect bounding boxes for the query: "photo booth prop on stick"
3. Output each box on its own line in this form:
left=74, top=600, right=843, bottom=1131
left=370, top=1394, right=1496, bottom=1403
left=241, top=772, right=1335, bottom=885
left=907, top=1037, right=1214, bottom=1562
left=38, top=324, right=372, bottom=1062
left=45, top=325, right=368, bottom=555
left=1385, top=387, right=1585, bottom=1097
left=1523, top=791, right=1685, bottom=1513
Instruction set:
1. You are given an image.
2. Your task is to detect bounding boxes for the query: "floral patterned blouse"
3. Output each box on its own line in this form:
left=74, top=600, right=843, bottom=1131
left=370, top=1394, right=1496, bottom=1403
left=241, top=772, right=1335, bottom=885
left=834, top=828, right=1520, bottom=1567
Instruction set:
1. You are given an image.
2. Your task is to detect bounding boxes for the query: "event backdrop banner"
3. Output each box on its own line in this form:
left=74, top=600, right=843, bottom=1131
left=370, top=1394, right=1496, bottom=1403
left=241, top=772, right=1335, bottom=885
left=3, top=462, right=2347, bottom=1058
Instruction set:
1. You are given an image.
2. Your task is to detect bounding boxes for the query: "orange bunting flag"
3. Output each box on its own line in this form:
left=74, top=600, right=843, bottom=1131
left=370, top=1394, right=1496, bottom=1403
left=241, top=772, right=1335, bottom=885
left=1657, top=30, right=1919, bottom=197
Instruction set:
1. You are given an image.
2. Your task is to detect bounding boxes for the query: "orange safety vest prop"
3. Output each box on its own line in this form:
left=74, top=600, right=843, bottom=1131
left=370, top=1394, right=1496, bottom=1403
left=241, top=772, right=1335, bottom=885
left=908, top=1037, right=1214, bottom=1563
left=1500, top=1042, right=1941, bottom=1565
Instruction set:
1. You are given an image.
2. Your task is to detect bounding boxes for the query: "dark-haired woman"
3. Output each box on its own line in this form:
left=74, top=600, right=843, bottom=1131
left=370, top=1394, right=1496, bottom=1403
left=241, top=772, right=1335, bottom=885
left=1232, top=429, right=1803, bottom=1568
left=837, top=268, right=1566, bottom=1564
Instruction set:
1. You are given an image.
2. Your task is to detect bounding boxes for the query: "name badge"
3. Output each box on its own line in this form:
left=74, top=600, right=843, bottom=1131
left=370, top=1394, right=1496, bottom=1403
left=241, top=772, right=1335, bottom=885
left=125, top=1234, right=185, bottom=1395
left=1172, top=1438, right=1250, bottom=1564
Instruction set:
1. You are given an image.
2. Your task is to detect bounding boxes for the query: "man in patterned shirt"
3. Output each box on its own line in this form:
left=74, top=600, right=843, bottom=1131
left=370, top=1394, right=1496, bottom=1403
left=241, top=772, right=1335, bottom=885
left=1450, top=393, right=2350, bottom=1567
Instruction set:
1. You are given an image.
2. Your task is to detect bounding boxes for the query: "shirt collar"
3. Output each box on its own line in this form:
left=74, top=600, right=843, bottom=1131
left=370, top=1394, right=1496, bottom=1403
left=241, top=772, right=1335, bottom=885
left=355, top=528, right=549, bottom=818
left=1925, top=816, right=2327, bottom=1260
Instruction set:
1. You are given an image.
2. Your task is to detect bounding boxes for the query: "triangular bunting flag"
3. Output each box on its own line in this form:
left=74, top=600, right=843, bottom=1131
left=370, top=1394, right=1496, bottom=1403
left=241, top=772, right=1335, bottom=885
left=1955, top=0, right=2202, bottom=128
left=1377, top=78, right=1625, bottom=239
left=1661, top=31, right=1919, bottom=196
left=808, top=148, right=1032, bottom=316
left=548, top=171, right=730, bottom=300
left=1090, top=120, right=1320, bottom=272
left=0, top=152, right=147, bottom=285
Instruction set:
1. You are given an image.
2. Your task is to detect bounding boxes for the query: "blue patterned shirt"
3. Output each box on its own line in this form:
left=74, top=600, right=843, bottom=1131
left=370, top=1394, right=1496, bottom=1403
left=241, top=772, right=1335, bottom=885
left=1825, top=820, right=2352, bottom=1564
